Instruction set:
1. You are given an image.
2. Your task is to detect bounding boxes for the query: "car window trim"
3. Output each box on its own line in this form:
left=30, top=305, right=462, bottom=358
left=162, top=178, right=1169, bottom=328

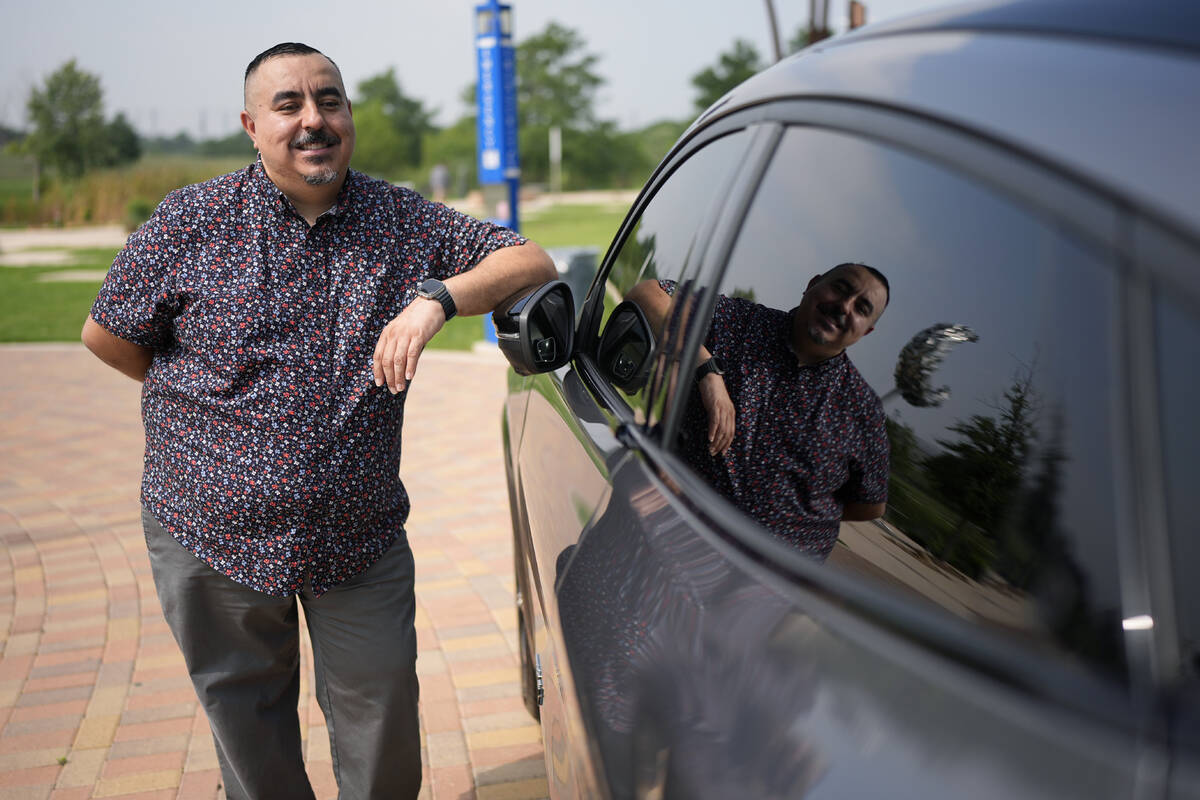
left=655, top=122, right=784, bottom=449
left=1130, top=217, right=1200, bottom=691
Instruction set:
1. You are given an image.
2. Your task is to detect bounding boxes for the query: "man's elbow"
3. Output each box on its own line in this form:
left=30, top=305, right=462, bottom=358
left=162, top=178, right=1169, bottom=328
left=522, top=241, right=558, bottom=284
left=81, top=315, right=106, bottom=355
left=81, top=315, right=152, bottom=382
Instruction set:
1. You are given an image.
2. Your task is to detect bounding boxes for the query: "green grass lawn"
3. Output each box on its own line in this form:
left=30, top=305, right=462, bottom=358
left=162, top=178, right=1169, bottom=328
left=0, top=202, right=630, bottom=345
left=520, top=203, right=627, bottom=249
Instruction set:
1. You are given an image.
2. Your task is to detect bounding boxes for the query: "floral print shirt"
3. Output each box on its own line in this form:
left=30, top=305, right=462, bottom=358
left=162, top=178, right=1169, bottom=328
left=92, top=160, right=524, bottom=596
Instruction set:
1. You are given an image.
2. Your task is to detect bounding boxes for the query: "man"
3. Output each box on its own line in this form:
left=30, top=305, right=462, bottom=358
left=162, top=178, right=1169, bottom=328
left=628, top=262, right=890, bottom=560
left=81, top=43, right=556, bottom=800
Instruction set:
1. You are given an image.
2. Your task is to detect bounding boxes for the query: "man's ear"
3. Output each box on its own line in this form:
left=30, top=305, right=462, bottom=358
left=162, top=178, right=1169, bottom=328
left=346, top=98, right=353, bottom=116
left=239, top=110, right=258, bottom=148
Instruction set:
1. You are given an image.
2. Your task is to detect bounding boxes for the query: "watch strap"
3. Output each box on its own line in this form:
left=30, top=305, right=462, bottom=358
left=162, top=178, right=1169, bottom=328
left=418, top=279, right=457, bottom=321
left=694, top=356, right=724, bottom=383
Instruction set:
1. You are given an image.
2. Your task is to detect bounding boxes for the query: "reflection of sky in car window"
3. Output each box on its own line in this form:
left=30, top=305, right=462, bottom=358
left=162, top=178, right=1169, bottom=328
left=718, top=126, right=1123, bottom=617
left=616, top=132, right=749, bottom=289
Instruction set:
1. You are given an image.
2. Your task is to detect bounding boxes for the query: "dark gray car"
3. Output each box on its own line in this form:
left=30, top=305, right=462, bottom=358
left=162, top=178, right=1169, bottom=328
left=498, top=1, right=1200, bottom=797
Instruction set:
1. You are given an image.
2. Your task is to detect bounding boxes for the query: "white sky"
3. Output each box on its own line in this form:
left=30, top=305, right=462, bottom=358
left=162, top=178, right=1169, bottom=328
left=0, top=0, right=958, bottom=137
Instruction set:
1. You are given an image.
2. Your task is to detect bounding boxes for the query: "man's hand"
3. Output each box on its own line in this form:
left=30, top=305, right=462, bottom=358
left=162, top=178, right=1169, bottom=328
left=373, top=298, right=446, bottom=393
left=698, top=372, right=735, bottom=456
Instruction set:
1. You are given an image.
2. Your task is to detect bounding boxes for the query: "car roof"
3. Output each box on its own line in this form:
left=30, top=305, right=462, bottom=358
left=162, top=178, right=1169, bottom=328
left=849, top=0, right=1200, bottom=55
left=700, top=0, right=1200, bottom=238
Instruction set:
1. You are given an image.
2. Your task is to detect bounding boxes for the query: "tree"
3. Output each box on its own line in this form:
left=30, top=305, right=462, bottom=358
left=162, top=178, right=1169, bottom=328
left=458, top=22, right=610, bottom=186
left=788, top=27, right=812, bottom=54
left=105, top=112, right=141, bottom=166
left=351, top=99, right=414, bottom=180
left=927, top=372, right=1037, bottom=533
left=353, top=68, right=434, bottom=175
left=691, top=40, right=763, bottom=113
left=25, top=60, right=110, bottom=178
left=197, top=130, right=254, bottom=158
left=516, top=22, right=604, bottom=130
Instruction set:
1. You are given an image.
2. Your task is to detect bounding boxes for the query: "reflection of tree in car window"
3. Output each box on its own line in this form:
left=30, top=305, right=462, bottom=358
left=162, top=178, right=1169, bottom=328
left=884, top=367, right=1123, bottom=668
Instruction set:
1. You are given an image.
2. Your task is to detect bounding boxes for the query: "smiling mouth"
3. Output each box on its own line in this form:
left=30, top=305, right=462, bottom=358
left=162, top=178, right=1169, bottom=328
left=292, top=133, right=341, bottom=153
left=817, top=307, right=845, bottom=332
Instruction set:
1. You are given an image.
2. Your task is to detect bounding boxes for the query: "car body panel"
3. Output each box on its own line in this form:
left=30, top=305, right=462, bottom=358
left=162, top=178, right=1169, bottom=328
left=555, top=443, right=1150, bottom=799
left=503, top=2, right=1199, bottom=797
left=701, top=30, right=1200, bottom=236
left=516, top=365, right=623, bottom=798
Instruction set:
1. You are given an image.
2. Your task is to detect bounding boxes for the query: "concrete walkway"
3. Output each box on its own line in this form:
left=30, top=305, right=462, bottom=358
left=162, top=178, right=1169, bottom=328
left=0, top=345, right=547, bottom=799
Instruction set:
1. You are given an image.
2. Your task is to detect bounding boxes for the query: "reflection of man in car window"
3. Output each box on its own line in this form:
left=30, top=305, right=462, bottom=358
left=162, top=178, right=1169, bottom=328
left=630, top=263, right=890, bottom=560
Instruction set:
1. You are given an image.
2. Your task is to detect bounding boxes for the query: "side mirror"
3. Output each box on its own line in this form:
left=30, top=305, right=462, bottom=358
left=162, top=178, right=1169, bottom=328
left=597, top=300, right=655, bottom=394
left=493, top=280, right=576, bottom=375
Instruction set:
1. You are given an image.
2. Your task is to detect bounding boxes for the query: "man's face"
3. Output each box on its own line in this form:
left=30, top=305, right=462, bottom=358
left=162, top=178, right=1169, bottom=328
left=240, top=53, right=355, bottom=193
left=793, top=264, right=888, bottom=359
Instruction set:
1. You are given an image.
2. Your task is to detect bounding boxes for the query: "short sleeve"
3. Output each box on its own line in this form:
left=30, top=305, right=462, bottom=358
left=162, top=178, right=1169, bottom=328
left=399, top=189, right=526, bottom=281
left=841, top=396, right=890, bottom=505
left=90, top=191, right=188, bottom=349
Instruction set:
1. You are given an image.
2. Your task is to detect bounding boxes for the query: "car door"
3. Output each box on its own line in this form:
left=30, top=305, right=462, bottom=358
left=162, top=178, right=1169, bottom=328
left=556, top=103, right=1169, bottom=799
left=513, top=125, right=759, bottom=798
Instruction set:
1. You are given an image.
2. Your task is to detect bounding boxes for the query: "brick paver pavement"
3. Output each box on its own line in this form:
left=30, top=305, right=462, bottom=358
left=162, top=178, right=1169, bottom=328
left=0, top=344, right=548, bottom=800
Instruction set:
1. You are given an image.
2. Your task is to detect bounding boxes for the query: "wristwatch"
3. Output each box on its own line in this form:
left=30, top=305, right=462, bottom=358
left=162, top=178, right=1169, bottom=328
left=694, top=356, right=725, bottom=383
left=416, top=278, right=457, bottom=321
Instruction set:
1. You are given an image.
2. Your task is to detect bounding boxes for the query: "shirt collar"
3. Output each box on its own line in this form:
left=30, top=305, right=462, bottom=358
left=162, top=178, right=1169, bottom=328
left=781, top=308, right=847, bottom=375
left=248, top=154, right=358, bottom=221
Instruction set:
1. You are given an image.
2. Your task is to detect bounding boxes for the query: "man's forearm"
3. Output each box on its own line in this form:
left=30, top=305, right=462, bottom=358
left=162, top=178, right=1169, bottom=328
left=444, top=241, right=557, bottom=316
left=82, top=315, right=153, bottom=382
left=842, top=502, right=886, bottom=521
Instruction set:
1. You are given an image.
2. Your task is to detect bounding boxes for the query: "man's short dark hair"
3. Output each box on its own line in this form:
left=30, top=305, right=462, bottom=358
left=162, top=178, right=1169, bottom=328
left=244, top=42, right=339, bottom=84
left=832, top=261, right=890, bottom=309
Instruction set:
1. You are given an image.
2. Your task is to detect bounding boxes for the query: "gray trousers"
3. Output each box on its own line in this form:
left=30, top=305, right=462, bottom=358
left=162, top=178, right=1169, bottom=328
left=142, top=508, right=421, bottom=800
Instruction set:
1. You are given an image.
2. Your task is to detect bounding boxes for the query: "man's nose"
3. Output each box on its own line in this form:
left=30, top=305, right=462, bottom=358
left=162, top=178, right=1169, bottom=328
left=300, top=100, right=324, bottom=129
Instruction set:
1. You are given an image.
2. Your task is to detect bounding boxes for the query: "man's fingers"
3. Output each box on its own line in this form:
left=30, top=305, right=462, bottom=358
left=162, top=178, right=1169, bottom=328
left=405, top=337, right=424, bottom=382
left=391, top=348, right=410, bottom=393
left=372, top=339, right=386, bottom=387
left=373, top=300, right=445, bottom=394
left=374, top=329, right=404, bottom=394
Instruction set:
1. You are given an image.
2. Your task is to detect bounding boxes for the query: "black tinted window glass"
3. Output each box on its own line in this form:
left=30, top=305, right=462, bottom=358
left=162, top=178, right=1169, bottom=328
left=593, top=131, right=748, bottom=418
left=672, top=126, right=1128, bottom=680
left=1157, top=293, right=1200, bottom=682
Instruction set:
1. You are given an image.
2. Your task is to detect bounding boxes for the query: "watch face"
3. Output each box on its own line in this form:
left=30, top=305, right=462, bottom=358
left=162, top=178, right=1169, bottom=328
left=418, top=279, right=441, bottom=298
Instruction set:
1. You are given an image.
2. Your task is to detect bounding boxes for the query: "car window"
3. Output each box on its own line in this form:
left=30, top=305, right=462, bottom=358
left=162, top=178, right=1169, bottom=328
left=586, top=131, right=750, bottom=421
left=656, top=125, right=1130, bottom=682
left=1156, top=291, right=1200, bottom=683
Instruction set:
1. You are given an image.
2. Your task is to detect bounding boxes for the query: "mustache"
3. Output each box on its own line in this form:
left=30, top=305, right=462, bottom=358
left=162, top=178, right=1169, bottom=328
left=291, top=130, right=341, bottom=148
left=816, top=303, right=847, bottom=330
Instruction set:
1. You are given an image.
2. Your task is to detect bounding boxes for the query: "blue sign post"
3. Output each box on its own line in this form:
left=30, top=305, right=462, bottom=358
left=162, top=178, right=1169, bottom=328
left=475, top=0, right=520, bottom=232
left=475, top=0, right=520, bottom=344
